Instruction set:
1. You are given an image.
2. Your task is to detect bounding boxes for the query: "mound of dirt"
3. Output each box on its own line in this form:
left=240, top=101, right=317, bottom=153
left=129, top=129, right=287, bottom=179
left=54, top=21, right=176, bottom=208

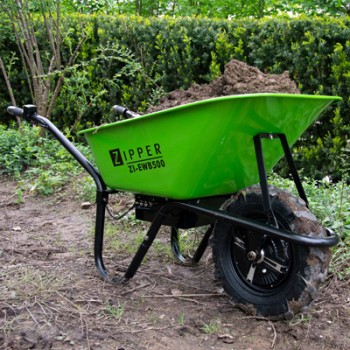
left=147, top=59, right=299, bottom=113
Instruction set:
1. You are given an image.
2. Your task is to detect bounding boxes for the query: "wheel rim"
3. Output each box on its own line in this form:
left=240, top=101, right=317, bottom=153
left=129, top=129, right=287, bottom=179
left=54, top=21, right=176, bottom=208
left=230, top=211, right=293, bottom=292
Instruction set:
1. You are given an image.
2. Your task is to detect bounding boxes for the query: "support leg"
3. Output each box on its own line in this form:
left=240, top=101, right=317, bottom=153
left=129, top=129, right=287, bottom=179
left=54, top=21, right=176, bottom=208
left=191, top=225, right=213, bottom=263
left=124, top=207, right=167, bottom=279
left=94, top=190, right=109, bottom=280
left=278, top=133, right=309, bottom=206
left=171, top=227, right=186, bottom=262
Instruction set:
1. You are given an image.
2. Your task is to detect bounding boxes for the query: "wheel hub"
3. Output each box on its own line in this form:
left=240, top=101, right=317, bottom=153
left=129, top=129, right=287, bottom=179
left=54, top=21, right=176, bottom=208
left=247, top=249, right=265, bottom=263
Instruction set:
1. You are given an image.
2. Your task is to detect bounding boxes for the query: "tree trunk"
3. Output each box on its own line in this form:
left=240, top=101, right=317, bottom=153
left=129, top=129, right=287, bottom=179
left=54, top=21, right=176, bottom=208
left=1, top=0, right=85, bottom=127
left=0, top=56, right=21, bottom=126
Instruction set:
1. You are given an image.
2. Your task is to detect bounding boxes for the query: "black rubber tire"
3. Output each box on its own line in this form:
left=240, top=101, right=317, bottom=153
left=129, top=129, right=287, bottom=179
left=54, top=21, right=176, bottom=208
left=212, top=185, right=331, bottom=319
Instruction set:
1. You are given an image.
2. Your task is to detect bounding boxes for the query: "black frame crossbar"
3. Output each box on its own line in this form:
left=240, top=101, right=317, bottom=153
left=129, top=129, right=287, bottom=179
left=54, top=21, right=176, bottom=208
left=254, top=133, right=308, bottom=207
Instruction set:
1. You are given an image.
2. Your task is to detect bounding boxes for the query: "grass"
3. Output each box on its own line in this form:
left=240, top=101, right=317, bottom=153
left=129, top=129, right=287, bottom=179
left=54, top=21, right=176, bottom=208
left=3, top=266, right=63, bottom=301
left=104, top=301, right=124, bottom=321
left=269, top=173, right=350, bottom=239
left=0, top=266, right=64, bottom=339
left=201, top=318, right=222, bottom=334
left=177, top=312, right=185, bottom=326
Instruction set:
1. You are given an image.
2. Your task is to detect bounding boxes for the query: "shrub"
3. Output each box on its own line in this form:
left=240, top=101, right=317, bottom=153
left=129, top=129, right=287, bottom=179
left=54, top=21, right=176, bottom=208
left=2, top=14, right=350, bottom=179
left=0, top=124, right=92, bottom=195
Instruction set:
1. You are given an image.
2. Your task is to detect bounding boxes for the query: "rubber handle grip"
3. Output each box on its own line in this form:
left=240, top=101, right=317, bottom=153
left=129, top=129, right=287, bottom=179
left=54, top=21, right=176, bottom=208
left=7, top=106, right=24, bottom=117
left=112, top=105, right=140, bottom=119
left=113, top=105, right=127, bottom=115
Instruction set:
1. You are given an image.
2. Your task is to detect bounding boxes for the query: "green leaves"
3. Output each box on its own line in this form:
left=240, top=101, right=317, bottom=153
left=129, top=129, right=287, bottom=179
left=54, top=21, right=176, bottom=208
left=55, top=1, right=350, bottom=18
left=0, top=124, right=92, bottom=195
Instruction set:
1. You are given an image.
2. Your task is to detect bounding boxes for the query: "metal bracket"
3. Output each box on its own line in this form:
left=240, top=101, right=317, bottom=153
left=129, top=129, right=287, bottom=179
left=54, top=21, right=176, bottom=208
left=253, top=133, right=309, bottom=225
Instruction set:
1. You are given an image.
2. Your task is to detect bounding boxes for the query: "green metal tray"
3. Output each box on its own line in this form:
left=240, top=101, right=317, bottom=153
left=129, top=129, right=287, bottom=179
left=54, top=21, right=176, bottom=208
left=79, top=93, right=341, bottom=199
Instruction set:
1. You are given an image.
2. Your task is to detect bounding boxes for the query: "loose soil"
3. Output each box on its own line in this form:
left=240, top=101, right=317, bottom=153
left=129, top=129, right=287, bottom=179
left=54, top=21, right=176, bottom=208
left=0, top=178, right=349, bottom=350
left=147, top=59, right=300, bottom=113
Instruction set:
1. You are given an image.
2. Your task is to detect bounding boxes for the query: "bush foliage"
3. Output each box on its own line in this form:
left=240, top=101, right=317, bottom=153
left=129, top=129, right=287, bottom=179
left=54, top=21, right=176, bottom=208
left=1, top=14, right=350, bottom=179
left=0, top=123, right=93, bottom=195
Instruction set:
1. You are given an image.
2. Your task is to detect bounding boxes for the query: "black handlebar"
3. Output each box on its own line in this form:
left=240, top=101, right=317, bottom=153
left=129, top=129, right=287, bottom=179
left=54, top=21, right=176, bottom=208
left=113, top=105, right=140, bottom=119
left=8, top=104, right=140, bottom=121
left=6, top=103, right=139, bottom=190
left=6, top=104, right=106, bottom=192
left=7, top=104, right=45, bottom=126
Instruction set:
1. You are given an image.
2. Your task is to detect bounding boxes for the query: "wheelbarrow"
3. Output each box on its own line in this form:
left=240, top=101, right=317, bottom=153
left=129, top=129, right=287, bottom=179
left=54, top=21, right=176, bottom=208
left=7, top=93, right=341, bottom=319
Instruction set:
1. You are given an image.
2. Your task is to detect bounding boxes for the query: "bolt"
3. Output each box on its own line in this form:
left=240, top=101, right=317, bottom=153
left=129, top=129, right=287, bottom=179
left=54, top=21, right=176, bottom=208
left=247, top=251, right=257, bottom=261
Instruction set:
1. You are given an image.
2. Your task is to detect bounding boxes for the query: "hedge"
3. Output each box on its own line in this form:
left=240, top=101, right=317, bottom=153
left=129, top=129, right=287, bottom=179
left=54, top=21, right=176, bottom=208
left=1, top=14, right=350, bottom=180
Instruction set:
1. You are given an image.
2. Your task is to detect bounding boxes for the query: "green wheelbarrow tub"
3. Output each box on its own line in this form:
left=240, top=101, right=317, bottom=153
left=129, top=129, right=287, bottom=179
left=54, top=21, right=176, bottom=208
left=79, top=93, right=341, bottom=200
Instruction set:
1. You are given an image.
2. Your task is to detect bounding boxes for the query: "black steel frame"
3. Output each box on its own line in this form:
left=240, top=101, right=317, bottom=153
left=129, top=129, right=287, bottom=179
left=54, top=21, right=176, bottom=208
left=8, top=105, right=339, bottom=283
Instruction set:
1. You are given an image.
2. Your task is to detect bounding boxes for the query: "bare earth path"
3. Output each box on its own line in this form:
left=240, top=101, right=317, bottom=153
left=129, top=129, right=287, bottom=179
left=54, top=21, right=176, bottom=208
left=1, top=178, right=349, bottom=350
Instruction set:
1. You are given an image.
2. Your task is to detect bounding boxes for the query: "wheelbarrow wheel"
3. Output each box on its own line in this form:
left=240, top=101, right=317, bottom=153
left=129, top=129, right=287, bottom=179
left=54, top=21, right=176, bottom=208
left=212, top=185, right=331, bottom=319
